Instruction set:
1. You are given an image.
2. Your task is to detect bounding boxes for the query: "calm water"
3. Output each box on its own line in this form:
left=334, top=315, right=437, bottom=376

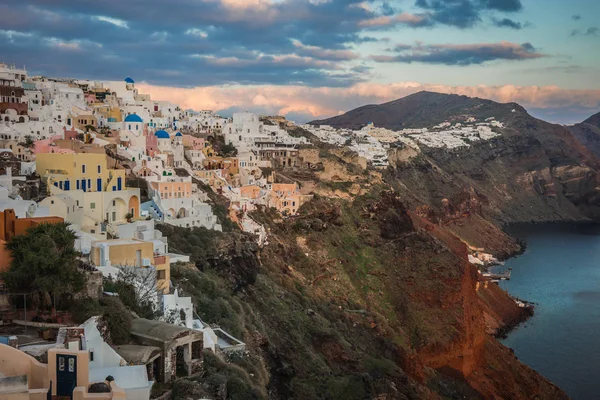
left=498, top=222, right=600, bottom=400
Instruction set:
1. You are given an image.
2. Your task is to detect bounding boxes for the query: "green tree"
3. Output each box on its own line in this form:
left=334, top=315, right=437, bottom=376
left=220, top=142, right=238, bottom=157
left=1, top=222, right=84, bottom=310
left=19, top=136, right=35, bottom=149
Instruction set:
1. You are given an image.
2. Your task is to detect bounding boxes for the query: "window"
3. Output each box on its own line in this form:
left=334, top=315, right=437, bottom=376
left=90, top=202, right=96, bottom=209
left=157, top=270, right=166, bottom=280
left=113, top=200, right=116, bottom=206
left=50, top=200, right=54, bottom=205
left=97, top=165, right=101, bottom=173
left=82, top=164, right=86, bottom=173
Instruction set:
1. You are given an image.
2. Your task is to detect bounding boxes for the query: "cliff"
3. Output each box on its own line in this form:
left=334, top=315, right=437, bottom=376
left=161, top=92, right=594, bottom=399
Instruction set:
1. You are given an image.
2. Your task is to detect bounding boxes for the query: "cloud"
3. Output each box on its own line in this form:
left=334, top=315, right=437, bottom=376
left=570, top=26, right=598, bottom=36
left=0, top=0, right=533, bottom=88
left=291, top=40, right=359, bottom=61
left=414, top=0, right=523, bottom=28
left=371, top=41, right=545, bottom=65
left=492, top=18, right=530, bottom=29
left=358, top=12, right=433, bottom=28
left=136, top=81, right=600, bottom=125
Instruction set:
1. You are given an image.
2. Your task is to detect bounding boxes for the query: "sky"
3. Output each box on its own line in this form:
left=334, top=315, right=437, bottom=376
left=1, top=0, right=599, bottom=124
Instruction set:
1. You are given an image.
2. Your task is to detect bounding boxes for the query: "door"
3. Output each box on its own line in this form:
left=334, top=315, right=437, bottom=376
left=97, top=178, right=102, bottom=191
left=82, top=179, right=87, bottom=192
left=56, top=354, right=77, bottom=397
left=136, top=249, right=142, bottom=267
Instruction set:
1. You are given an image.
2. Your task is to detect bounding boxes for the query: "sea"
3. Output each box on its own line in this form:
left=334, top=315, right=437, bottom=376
left=496, top=222, right=600, bottom=400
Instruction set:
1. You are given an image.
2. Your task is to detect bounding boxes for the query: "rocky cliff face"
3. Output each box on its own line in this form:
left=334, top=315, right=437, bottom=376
left=166, top=190, right=566, bottom=399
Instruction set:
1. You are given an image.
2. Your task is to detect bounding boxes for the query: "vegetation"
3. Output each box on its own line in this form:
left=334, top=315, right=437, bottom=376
left=102, top=266, right=158, bottom=320
left=18, top=135, right=35, bottom=148
left=2, top=222, right=84, bottom=310
left=70, top=296, right=132, bottom=345
left=220, top=142, right=238, bottom=157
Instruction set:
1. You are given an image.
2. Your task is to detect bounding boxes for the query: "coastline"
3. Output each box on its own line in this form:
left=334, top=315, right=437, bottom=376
left=492, top=220, right=600, bottom=336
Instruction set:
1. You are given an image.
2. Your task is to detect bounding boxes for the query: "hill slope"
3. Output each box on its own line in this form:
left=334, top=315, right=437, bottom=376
left=583, top=110, right=600, bottom=128
left=309, top=91, right=525, bottom=130
left=569, top=111, right=600, bottom=159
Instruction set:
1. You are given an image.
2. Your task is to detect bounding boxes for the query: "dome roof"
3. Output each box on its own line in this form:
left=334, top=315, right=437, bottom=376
left=175, top=132, right=182, bottom=137
left=124, top=114, right=143, bottom=123
left=154, top=130, right=170, bottom=139
left=124, top=77, right=135, bottom=84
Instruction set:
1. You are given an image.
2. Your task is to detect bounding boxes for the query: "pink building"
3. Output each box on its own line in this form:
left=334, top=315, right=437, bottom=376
left=34, top=135, right=75, bottom=155
left=146, top=131, right=158, bottom=154
left=64, top=127, right=78, bottom=141
left=85, top=93, right=97, bottom=104
left=183, top=134, right=205, bottom=150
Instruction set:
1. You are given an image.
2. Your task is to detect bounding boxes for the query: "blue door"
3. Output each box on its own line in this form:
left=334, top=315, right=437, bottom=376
left=117, top=177, right=122, bottom=191
left=82, top=179, right=87, bottom=192
left=56, top=354, right=77, bottom=397
left=64, top=181, right=70, bottom=191
left=97, top=178, right=102, bottom=191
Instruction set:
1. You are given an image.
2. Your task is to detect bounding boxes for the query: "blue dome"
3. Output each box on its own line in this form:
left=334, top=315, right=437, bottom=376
left=124, top=114, right=143, bottom=123
left=124, top=77, right=135, bottom=84
left=175, top=132, right=182, bottom=137
left=154, top=130, right=170, bottom=139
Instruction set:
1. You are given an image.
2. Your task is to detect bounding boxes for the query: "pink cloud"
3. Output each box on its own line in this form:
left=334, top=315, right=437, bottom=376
left=358, top=12, right=431, bottom=28
left=137, top=82, right=600, bottom=122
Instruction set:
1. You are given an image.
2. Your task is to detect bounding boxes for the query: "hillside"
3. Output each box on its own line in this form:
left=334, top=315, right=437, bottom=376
left=309, top=91, right=526, bottom=130
left=153, top=93, right=600, bottom=399
left=583, top=110, right=600, bottom=128
left=568, top=111, right=600, bottom=159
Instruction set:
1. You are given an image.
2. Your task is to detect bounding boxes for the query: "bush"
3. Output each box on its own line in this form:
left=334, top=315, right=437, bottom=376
left=100, top=297, right=132, bottom=345
left=69, top=297, right=131, bottom=345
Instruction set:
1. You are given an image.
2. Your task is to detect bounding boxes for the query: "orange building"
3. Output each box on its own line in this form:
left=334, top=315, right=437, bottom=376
left=150, top=179, right=192, bottom=200
left=240, top=185, right=262, bottom=200
left=0, top=209, right=64, bottom=273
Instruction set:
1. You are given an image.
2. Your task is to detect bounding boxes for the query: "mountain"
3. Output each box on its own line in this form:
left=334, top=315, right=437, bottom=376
left=309, top=91, right=526, bottom=130
left=569, top=111, right=600, bottom=159
left=583, top=110, right=600, bottom=128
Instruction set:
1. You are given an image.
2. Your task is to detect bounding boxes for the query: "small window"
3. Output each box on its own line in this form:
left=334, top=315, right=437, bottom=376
left=90, top=202, right=96, bottom=209
left=113, top=200, right=116, bottom=206
left=157, top=270, right=166, bottom=280
left=82, top=164, right=86, bottom=173
left=97, top=165, right=101, bottom=173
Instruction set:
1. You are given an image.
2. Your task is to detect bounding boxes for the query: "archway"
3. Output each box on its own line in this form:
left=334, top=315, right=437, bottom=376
left=128, top=195, right=140, bottom=218
left=177, top=208, right=186, bottom=219
left=18, top=116, right=24, bottom=123
left=106, top=197, right=127, bottom=223
left=167, top=208, right=176, bottom=219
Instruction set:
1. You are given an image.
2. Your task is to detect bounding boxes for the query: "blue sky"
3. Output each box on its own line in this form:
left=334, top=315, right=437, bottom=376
left=0, top=0, right=598, bottom=123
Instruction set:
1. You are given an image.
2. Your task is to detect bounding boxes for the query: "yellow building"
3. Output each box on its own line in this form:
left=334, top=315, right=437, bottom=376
left=90, top=239, right=171, bottom=293
left=73, top=114, right=98, bottom=131
left=36, top=153, right=141, bottom=225
left=36, top=153, right=126, bottom=194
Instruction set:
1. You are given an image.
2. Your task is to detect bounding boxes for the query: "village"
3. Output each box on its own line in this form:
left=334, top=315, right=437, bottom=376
left=0, top=62, right=315, bottom=400
left=0, top=62, right=513, bottom=399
